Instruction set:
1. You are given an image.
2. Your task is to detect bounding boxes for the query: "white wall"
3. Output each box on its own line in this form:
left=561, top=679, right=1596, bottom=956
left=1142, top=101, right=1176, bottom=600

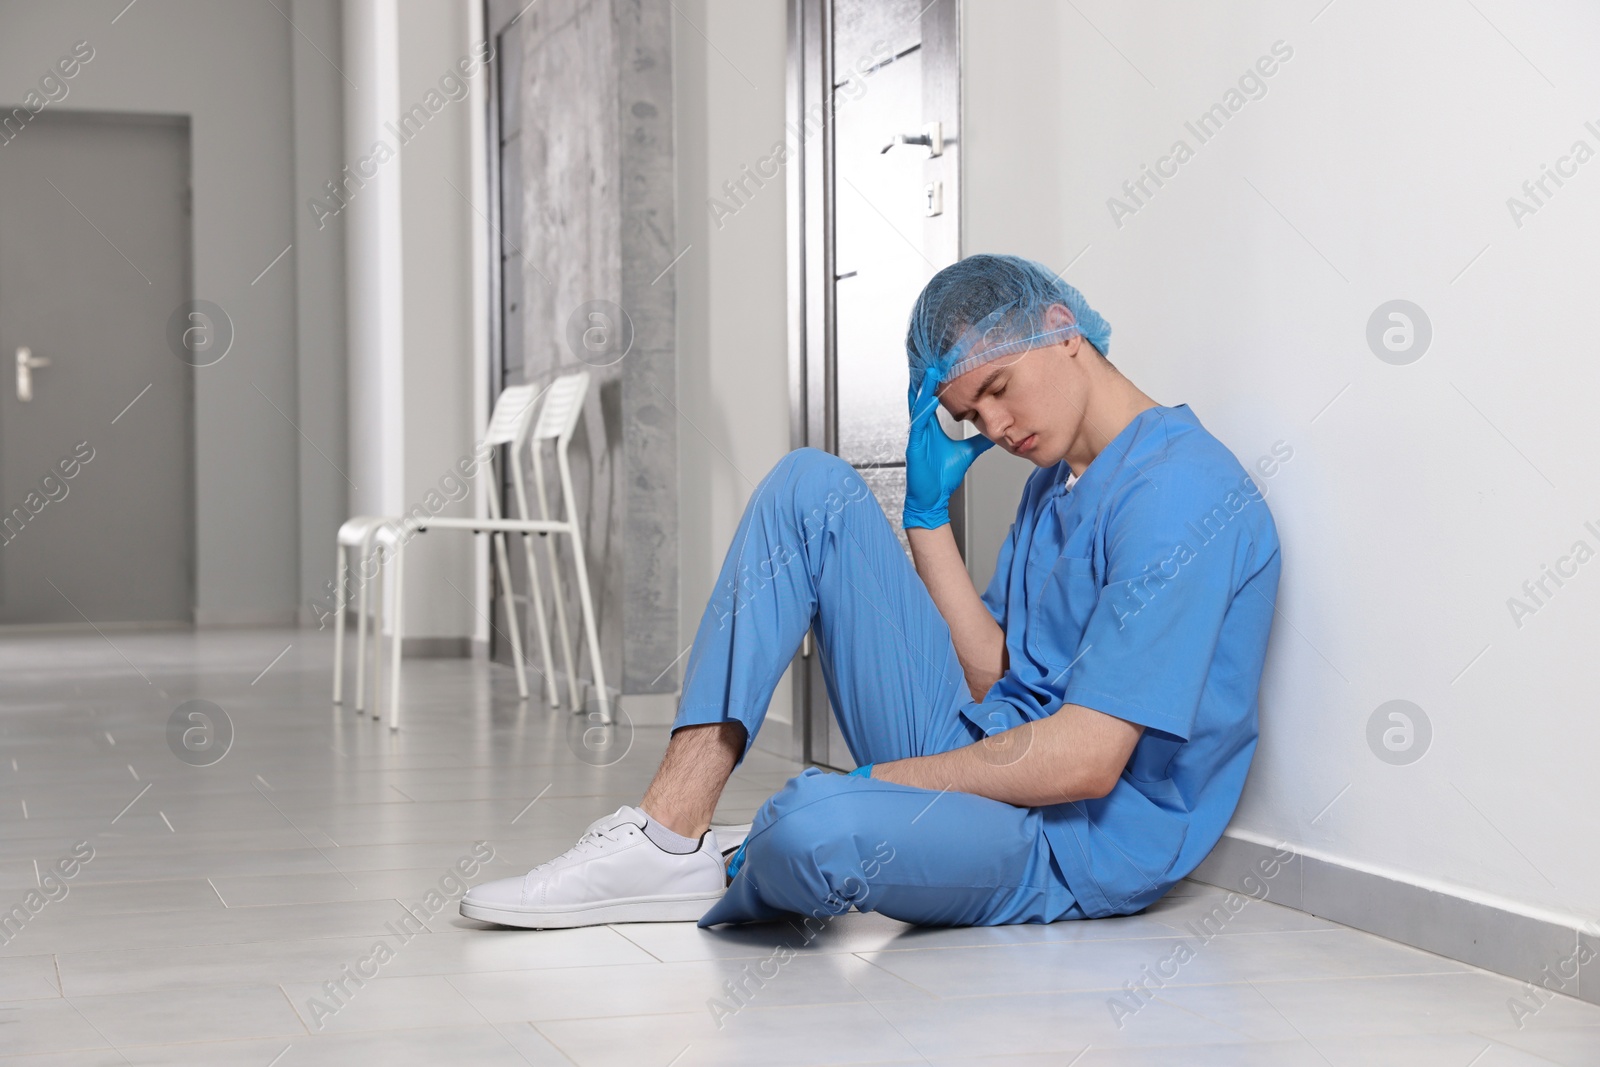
left=343, top=0, right=405, bottom=523
left=341, top=0, right=481, bottom=643
left=397, top=0, right=478, bottom=642
left=965, top=0, right=1600, bottom=924
left=674, top=0, right=795, bottom=726
left=0, top=0, right=316, bottom=625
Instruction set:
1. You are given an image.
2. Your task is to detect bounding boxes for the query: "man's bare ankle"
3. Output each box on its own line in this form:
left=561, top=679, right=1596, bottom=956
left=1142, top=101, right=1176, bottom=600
left=635, top=720, right=743, bottom=842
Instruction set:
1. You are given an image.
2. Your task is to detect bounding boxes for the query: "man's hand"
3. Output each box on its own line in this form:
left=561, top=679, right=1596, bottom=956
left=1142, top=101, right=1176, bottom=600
left=903, top=370, right=994, bottom=530
left=870, top=703, right=1145, bottom=807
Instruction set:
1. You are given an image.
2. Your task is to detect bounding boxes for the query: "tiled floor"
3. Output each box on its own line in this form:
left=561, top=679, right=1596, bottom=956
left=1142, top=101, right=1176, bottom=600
left=2, top=629, right=1597, bottom=1065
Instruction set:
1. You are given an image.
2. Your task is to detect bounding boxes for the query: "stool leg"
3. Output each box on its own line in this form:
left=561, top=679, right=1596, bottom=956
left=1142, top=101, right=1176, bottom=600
left=355, top=539, right=371, bottom=714
left=388, top=537, right=405, bottom=731
left=333, top=543, right=348, bottom=704
left=565, top=529, right=611, bottom=726
left=534, top=458, right=578, bottom=711
left=519, top=531, right=560, bottom=707
left=510, top=450, right=561, bottom=707
left=370, top=543, right=384, bottom=721
left=492, top=531, right=530, bottom=699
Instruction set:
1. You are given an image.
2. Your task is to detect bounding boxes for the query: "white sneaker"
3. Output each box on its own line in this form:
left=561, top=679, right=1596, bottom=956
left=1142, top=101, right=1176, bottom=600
left=460, top=805, right=727, bottom=928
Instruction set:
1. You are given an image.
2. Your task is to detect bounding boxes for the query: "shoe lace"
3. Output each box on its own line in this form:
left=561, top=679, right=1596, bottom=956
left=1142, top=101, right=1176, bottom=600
left=528, top=822, right=630, bottom=873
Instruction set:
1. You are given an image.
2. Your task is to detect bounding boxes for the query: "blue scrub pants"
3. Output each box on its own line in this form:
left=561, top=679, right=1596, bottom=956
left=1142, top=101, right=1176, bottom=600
left=675, top=448, right=1082, bottom=929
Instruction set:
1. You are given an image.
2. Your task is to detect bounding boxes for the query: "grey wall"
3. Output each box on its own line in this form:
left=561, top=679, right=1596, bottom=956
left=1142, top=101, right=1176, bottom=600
left=290, top=0, right=349, bottom=627
left=0, top=0, right=345, bottom=627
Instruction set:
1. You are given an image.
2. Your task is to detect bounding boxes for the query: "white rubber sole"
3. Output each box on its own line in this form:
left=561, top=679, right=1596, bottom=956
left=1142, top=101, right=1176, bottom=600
left=459, top=890, right=726, bottom=929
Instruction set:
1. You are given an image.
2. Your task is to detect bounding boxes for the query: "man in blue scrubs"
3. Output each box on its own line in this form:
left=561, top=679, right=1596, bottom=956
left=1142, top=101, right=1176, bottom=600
left=461, top=254, right=1282, bottom=931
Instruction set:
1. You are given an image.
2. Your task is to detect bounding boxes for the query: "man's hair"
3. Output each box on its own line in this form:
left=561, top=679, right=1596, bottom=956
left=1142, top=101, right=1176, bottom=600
left=904, top=253, right=1113, bottom=392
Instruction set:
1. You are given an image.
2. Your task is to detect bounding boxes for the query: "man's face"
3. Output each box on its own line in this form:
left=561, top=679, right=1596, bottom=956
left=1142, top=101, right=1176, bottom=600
left=935, top=319, right=1089, bottom=468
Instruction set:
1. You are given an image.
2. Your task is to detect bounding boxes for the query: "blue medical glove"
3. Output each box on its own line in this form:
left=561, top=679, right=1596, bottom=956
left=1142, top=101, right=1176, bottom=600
left=903, top=370, right=993, bottom=530
left=848, top=763, right=874, bottom=779
left=725, top=840, right=749, bottom=880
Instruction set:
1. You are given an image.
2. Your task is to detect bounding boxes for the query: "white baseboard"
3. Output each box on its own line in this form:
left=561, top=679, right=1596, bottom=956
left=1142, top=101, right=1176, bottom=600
left=0, top=620, right=192, bottom=635
left=1190, top=832, right=1598, bottom=1007
left=401, top=636, right=473, bottom=658
left=619, top=691, right=679, bottom=725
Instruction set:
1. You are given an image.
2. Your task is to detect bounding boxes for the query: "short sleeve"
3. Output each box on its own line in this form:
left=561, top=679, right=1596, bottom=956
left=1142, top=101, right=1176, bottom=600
left=1061, top=467, right=1263, bottom=742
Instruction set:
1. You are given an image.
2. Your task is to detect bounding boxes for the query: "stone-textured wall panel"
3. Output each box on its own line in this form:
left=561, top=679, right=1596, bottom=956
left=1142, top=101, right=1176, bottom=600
left=517, top=0, right=676, bottom=698
left=615, top=0, right=679, bottom=692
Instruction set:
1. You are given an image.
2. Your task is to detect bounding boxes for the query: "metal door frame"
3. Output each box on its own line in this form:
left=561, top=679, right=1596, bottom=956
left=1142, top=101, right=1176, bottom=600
left=786, top=0, right=963, bottom=768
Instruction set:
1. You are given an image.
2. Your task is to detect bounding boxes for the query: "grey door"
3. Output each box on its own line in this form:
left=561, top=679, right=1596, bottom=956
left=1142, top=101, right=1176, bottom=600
left=0, top=113, right=193, bottom=624
left=791, top=0, right=963, bottom=769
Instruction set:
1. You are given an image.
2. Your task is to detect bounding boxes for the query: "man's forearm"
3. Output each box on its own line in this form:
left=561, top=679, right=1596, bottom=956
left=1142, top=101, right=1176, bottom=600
left=870, top=704, right=1145, bottom=807
left=874, top=725, right=1061, bottom=806
left=908, top=524, right=1006, bottom=699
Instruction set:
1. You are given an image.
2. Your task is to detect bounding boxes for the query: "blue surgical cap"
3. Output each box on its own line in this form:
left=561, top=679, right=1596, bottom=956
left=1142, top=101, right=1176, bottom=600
left=905, top=253, right=1112, bottom=394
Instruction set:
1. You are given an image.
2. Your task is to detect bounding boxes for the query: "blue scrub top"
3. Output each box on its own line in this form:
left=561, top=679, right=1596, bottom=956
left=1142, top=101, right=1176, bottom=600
left=970, top=403, right=1282, bottom=918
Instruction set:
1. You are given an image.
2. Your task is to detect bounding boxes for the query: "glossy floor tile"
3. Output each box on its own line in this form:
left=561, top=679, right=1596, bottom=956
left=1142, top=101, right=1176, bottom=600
left=1, top=629, right=1596, bottom=1064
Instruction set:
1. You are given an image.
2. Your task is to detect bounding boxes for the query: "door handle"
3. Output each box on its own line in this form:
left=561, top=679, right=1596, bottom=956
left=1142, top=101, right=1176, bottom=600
left=880, top=121, right=943, bottom=158
left=16, top=346, right=50, bottom=402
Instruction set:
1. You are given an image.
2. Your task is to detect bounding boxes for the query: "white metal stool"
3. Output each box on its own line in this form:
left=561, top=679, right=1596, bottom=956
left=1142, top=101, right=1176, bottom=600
left=398, top=371, right=611, bottom=728
left=331, top=384, right=560, bottom=718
